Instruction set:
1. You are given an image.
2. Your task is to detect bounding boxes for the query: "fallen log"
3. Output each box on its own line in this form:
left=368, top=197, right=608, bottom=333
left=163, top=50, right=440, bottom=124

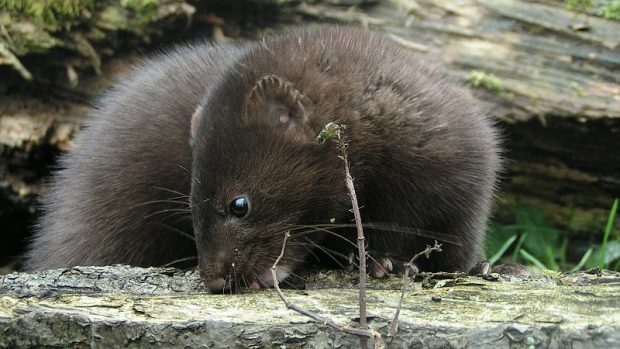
left=1, top=266, right=618, bottom=348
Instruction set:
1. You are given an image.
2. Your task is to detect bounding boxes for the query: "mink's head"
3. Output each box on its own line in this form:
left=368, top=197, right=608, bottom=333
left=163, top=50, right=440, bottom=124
left=189, top=58, right=348, bottom=292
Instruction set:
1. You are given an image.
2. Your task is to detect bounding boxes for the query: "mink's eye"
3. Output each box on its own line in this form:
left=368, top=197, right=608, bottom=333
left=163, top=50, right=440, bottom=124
left=229, top=196, right=250, bottom=218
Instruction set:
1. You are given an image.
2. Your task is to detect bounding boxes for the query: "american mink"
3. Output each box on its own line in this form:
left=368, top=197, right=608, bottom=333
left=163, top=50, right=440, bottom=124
left=25, top=26, right=501, bottom=292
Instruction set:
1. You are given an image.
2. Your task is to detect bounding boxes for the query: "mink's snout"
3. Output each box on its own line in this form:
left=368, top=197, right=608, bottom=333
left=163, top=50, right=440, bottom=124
left=198, top=249, right=291, bottom=293
left=198, top=251, right=254, bottom=293
left=204, top=276, right=228, bottom=292
left=199, top=252, right=236, bottom=292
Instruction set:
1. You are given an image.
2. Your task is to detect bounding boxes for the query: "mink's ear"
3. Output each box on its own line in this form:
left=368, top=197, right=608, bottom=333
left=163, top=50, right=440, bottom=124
left=190, top=104, right=203, bottom=147
left=242, top=75, right=314, bottom=142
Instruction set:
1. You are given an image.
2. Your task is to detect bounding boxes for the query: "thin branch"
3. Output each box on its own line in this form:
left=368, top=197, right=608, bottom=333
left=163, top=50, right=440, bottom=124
left=271, top=232, right=382, bottom=342
left=388, top=241, right=443, bottom=343
left=335, top=127, right=369, bottom=333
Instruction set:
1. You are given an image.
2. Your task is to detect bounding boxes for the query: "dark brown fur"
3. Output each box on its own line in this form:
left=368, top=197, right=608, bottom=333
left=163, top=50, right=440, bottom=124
left=25, top=27, right=501, bottom=292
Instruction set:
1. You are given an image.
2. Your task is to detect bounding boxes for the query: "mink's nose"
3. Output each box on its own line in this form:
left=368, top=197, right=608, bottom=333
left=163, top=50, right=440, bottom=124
left=205, top=277, right=227, bottom=292
left=199, top=252, right=236, bottom=292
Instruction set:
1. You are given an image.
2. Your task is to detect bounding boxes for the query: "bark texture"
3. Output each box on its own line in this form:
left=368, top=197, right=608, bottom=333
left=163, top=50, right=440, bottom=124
left=1, top=266, right=619, bottom=348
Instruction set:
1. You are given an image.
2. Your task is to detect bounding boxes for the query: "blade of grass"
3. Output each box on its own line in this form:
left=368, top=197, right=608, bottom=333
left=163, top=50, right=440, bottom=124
left=572, top=247, right=593, bottom=271
left=489, top=234, right=517, bottom=265
left=495, top=225, right=559, bottom=234
left=512, top=232, right=528, bottom=263
left=559, top=237, right=569, bottom=266
left=601, top=198, right=619, bottom=268
left=544, top=245, right=559, bottom=271
left=519, top=249, right=547, bottom=270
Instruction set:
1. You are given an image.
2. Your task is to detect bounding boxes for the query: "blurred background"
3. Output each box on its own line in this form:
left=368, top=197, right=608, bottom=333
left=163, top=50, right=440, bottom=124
left=1, top=0, right=618, bottom=273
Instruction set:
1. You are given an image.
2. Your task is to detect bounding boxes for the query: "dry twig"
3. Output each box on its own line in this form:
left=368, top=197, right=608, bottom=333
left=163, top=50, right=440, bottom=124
left=388, top=241, right=443, bottom=343
left=335, top=125, right=372, bottom=349
left=332, top=127, right=370, bottom=326
left=271, top=231, right=382, bottom=343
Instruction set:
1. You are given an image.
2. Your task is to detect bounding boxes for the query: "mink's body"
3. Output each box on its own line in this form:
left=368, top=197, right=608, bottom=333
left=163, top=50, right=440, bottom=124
left=25, top=27, right=501, bottom=292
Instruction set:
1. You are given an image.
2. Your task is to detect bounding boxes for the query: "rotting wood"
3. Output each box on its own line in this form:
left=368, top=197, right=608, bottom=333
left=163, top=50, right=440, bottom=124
left=1, top=266, right=619, bottom=348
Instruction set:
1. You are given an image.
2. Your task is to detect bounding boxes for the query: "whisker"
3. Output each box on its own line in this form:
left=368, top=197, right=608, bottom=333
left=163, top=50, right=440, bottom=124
left=162, top=256, right=197, bottom=267
left=226, top=276, right=233, bottom=295
left=132, top=199, right=191, bottom=208
left=155, top=223, right=195, bottom=242
left=144, top=208, right=191, bottom=219
left=299, top=244, right=322, bottom=263
left=241, top=274, right=249, bottom=290
left=152, top=186, right=189, bottom=198
left=286, top=269, right=307, bottom=283
left=289, top=222, right=462, bottom=246
left=279, top=277, right=297, bottom=289
left=252, top=271, right=264, bottom=289
left=172, top=214, right=193, bottom=220
left=288, top=226, right=358, bottom=250
left=303, top=238, right=347, bottom=269
left=174, top=215, right=193, bottom=222
left=288, top=228, right=384, bottom=272
left=363, top=222, right=462, bottom=245
left=160, top=211, right=193, bottom=220
left=279, top=255, right=305, bottom=264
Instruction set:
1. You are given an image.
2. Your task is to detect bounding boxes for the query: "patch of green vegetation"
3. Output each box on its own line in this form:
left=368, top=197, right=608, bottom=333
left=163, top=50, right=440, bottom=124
left=120, top=0, right=161, bottom=25
left=316, top=122, right=342, bottom=144
left=467, top=70, right=503, bottom=93
left=560, top=0, right=620, bottom=20
left=0, top=0, right=182, bottom=79
left=487, top=198, right=620, bottom=272
left=600, top=0, right=620, bottom=20
left=121, top=0, right=159, bottom=14
left=0, top=0, right=94, bottom=27
left=564, top=0, right=593, bottom=12
left=586, top=198, right=620, bottom=269
left=569, top=81, right=585, bottom=96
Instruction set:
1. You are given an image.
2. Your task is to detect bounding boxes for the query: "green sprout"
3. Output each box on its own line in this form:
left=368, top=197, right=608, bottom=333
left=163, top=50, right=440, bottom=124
left=467, top=70, right=503, bottom=92
left=316, top=122, right=343, bottom=145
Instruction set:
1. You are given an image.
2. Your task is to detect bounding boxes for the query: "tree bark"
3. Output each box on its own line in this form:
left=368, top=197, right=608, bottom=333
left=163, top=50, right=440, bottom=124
left=1, top=266, right=618, bottom=348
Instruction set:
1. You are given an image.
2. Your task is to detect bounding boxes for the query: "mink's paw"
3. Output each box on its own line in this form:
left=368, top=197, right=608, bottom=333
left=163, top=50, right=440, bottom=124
left=371, top=257, right=394, bottom=278
left=468, top=260, right=491, bottom=276
left=492, top=263, right=530, bottom=277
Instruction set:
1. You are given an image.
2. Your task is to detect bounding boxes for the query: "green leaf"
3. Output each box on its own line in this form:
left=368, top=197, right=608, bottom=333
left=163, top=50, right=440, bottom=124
left=519, top=249, right=547, bottom=270
left=572, top=247, right=593, bottom=271
left=518, top=207, right=559, bottom=256
left=488, top=234, right=518, bottom=266
left=601, top=198, right=619, bottom=268
left=585, top=241, right=620, bottom=269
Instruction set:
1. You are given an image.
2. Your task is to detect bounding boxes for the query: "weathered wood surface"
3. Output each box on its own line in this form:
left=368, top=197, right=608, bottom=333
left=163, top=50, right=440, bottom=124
left=1, top=266, right=619, bottom=348
left=296, top=0, right=620, bottom=120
